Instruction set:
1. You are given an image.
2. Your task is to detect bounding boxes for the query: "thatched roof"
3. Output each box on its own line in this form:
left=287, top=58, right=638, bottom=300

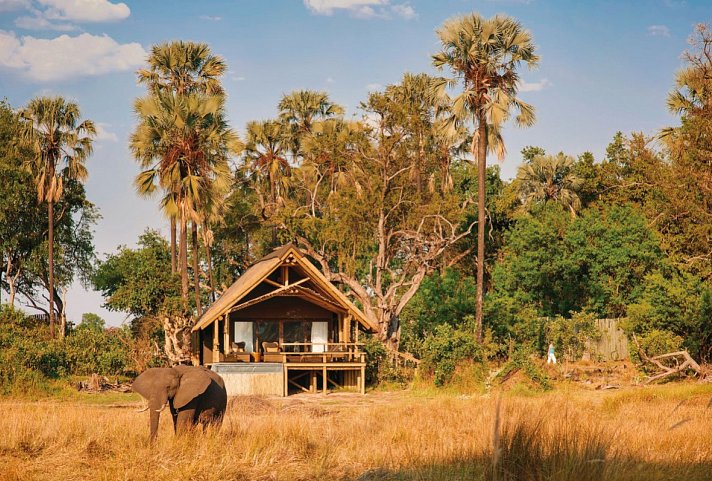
left=192, top=244, right=377, bottom=332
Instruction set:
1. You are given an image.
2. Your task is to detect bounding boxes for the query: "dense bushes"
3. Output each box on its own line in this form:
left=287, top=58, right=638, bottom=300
left=0, top=307, right=143, bottom=395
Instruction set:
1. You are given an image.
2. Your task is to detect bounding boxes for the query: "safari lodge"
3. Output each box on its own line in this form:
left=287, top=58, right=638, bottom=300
left=191, top=244, right=376, bottom=396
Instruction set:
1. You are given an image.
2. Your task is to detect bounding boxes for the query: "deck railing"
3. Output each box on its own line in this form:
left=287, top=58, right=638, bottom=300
left=277, top=342, right=364, bottom=363
left=223, top=342, right=365, bottom=363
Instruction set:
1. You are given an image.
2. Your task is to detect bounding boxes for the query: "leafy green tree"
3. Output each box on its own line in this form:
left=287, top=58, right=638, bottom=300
left=0, top=101, right=43, bottom=307
left=492, top=204, right=662, bottom=320
left=626, top=270, right=712, bottom=361
left=18, top=97, right=95, bottom=338
left=521, top=145, right=546, bottom=163
left=400, top=269, right=477, bottom=353
left=571, top=151, right=600, bottom=207
left=79, top=313, right=105, bottom=332
left=93, top=230, right=185, bottom=363
left=432, top=13, right=539, bottom=340
left=278, top=75, right=473, bottom=348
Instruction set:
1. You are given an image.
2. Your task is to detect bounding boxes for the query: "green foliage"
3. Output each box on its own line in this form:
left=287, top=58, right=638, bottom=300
left=79, top=312, right=105, bottom=331
left=492, top=203, right=662, bottom=320
left=630, top=329, right=684, bottom=368
left=420, top=323, right=484, bottom=386
left=0, top=306, right=137, bottom=395
left=544, top=311, right=599, bottom=362
left=93, top=230, right=182, bottom=319
left=65, top=326, right=131, bottom=376
left=496, top=348, right=551, bottom=390
left=624, top=270, right=712, bottom=360
left=362, top=335, right=410, bottom=386
left=400, top=269, right=476, bottom=353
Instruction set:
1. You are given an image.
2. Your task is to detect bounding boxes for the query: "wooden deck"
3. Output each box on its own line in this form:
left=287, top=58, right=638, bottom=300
left=210, top=342, right=366, bottom=396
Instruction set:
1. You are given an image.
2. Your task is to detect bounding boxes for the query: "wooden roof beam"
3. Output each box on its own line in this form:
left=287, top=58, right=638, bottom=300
left=228, top=278, right=309, bottom=313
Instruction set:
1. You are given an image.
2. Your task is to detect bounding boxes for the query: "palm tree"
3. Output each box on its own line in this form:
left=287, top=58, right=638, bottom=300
left=278, top=90, right=344, bottom=154
left=131, top=92, right=235, bottom=305
left=138, top=41, right=227, bottom=96
left=137, top=41, right=227, bottom=275
left=515, top=153, right=582, bottom=216
left=432, top=13, right=539, bottom=340
left=244, top=120, right=291, bottom=245
left=19, top=96, right=95, bottom=337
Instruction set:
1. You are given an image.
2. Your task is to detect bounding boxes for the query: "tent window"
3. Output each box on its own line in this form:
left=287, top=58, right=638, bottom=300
left=234, top=322, right=253, bottom=352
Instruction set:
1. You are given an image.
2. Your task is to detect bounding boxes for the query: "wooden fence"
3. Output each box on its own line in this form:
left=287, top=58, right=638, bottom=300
left=586, top=318, right=630, bottom=361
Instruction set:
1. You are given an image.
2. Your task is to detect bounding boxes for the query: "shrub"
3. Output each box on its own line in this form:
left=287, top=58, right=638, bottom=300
left=544, top=311, right=600, bottom=362
left=362, top=335, right=411, bottom=386
left=421, top=323, right=484, bottom=386
left=496, top=347, right=551, bottom=390
left=629, top=329, right=684, bottom=368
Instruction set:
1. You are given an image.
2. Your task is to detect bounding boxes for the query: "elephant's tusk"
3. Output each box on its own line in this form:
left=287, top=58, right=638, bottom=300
left=136, top=405, right=150, bottom=413
left=155, top=402, right=168, bottom=413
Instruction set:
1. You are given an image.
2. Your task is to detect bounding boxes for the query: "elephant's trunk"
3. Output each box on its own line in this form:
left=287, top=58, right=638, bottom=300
left=149, top=408, right=160, bottom=442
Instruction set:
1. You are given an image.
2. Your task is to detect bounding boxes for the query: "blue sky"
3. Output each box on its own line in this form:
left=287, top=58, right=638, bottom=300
left=0, top=0, right=710, bottom=325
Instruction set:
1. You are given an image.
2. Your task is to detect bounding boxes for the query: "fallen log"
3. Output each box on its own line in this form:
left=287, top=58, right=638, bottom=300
left=76, top=373, right=132, bottom=393
left=633, top=335, right=708, bottom=384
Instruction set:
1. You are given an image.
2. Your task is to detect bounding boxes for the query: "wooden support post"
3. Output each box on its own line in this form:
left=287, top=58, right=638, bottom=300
left=223, top=314, right=229, bottom=356
left=360, top=365, right=365, bottom=395
left=323, top=366, right=327, bottom=394
left=310, top=370, right=317, bottom=393
left=283, top=365, right=288, bottom=397
left=212, top=320, right=220, bottom=364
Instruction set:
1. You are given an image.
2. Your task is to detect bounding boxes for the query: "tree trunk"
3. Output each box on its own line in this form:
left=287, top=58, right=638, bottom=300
left=203, top=225, right=216, bottom=302
left=192, top=222, right=202, bottom=317
left=162, top=315, right=191, bottom=364
left=48, top=200, right=55, bottom=338
left=170, top=217, right=177, bottom=275
left=475, top=115, right=487, bottom=342
left=179, top=214, right=189, bottom=303
left=59, top=287, right=67, bottom=339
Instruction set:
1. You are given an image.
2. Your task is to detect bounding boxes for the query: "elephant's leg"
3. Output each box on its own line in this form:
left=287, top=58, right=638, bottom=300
left=175, top=409, right=197, bottom=435
left=169, top=400, right=178, bottom=433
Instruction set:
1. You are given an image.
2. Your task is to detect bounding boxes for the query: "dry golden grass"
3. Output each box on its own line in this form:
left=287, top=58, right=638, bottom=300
left=0, top=384, right=711, bottom=481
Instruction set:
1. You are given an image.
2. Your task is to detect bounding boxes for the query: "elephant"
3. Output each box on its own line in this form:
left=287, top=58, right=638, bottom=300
left=132, top=365, right=228, bottom=441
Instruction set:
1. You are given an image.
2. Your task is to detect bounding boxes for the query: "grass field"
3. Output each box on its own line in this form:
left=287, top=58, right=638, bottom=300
left=1, top=383, right=711, bottom=481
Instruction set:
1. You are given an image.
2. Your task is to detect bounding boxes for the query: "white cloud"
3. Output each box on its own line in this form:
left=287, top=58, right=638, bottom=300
left=303, top=0, right=415, bottom=20
left=9, top=0, right=129, bottom=30
left=647, top=25, right=671, bottom=37
left=519, top=78, right=551, bottom=92
left=199, top=15, right=221, bottom=21
left=95, top=122, right=118, bottom=142
left=0, top=30, right=146, bottom=82
left=15, top=15, right=76, bottom=31
left=366, top=82, right=383, bottom=91
left=0, top=0, right=31, bottom=12
left=326, top=76, right=335, bottom=83
left=304, top=0, right=385, bottom=15
left=391, top=3, right=415, bottom=20
left=38, top=0, right=130, bottom=22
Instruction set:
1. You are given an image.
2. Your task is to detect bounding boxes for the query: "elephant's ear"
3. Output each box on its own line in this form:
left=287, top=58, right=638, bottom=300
left=132, top=368, right=179, bottom=407
left=173, top=368, right=212, bottom=409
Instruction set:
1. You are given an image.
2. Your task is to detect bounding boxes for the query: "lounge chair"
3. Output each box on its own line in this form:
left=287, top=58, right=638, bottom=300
left=262, top=341, right=285, bottom=363
left=226, top=341, right=250, bottom=362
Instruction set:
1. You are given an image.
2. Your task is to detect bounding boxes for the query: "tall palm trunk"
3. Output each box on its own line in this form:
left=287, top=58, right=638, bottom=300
left=202, top=224, right=217, bottom=303
left=192, top=221, right=202, bottom=317
left=48, top=200, right=55, bottom=338
left=475, top=114, right=487, bottom=342
left=179, top=214, right=189, bottom=303
left=170, top=217, right=177, bottom=274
